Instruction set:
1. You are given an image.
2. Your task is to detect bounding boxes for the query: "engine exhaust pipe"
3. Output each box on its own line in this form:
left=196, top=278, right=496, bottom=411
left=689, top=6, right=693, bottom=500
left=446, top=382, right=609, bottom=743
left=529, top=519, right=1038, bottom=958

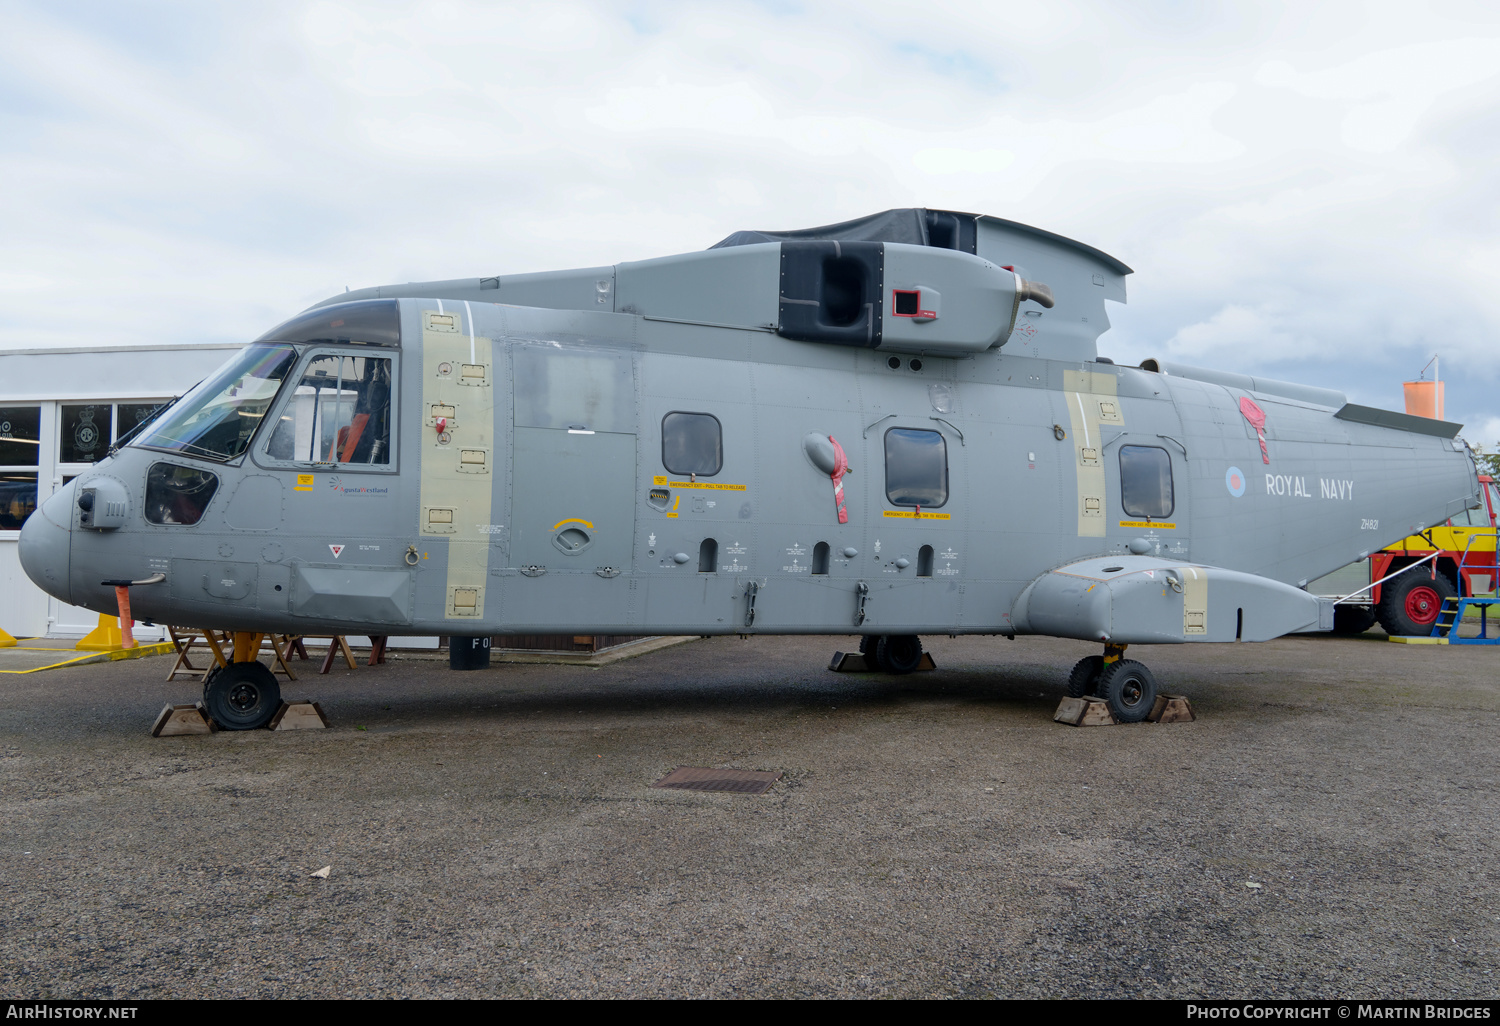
left=1016, top=278, right=1054, bottom=308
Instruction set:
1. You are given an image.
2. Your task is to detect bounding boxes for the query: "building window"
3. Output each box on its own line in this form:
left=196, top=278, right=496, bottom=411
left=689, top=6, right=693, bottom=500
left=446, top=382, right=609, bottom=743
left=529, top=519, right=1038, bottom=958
left=884, top=427, right=948, bottom=507
left=0, top=472, right=37, bottom=531
left=0, top=407, right=41, bottom=531
left=1119, top=445, right=1174, bottom=519
left=266, top=353, right=393, bottom=465
left=0, top=407, right=41, bottom=467
left=60, top=404, right=112, bottom=464
left=117, top=402, right=168, bottom=443
left=662, top=412, right=722, bottom=477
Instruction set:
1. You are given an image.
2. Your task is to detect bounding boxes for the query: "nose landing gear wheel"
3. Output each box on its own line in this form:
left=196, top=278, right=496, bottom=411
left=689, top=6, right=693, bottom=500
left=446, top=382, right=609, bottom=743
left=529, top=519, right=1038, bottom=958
left=1067, top=655, right=1104, bottom=698
left=203, top=661, right=282, bottom=731
left=1096, top=659, right=1159, bottom=723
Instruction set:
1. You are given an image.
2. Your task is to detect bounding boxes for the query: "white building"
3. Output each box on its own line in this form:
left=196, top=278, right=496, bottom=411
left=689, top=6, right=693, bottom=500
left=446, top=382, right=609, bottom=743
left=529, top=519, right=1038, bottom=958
left=0, top=343, right=239, bottom=638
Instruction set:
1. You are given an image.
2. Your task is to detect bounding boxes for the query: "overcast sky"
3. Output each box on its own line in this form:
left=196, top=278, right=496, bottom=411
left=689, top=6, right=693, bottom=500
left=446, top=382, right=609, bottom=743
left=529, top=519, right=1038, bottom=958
left=3, top=1, right=1499, bottom=439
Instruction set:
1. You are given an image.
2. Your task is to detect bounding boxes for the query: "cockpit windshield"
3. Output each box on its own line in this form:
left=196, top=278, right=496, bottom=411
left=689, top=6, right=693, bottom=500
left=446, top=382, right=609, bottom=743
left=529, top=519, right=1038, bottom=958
left=132, top=344, right=297, bottom=462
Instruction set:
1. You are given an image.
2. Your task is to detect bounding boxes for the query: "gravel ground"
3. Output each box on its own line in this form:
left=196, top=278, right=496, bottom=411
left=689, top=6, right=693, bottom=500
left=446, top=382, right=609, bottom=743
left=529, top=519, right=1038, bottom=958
left=1, top=632, right=1498, bottom=999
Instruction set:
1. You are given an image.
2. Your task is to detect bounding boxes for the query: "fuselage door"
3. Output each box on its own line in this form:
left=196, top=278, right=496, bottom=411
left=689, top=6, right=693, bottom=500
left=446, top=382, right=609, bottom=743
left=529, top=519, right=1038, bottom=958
left=509, top=343, right=638, bottom=576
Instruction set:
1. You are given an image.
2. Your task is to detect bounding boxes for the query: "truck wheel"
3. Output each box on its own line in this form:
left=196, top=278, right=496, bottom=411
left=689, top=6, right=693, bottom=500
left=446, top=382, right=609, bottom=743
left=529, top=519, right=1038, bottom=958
left=1376, top=571, right=1456, bottom=637
left=1096, top=659, right=1159, bottom=723
left=203, top=661, right=282, bottom=731
left=1331, top=605, right=1377, bottom=636
left=876, top=634, right=924, bottom=674
left=1067, top=655, right=1104, bottom=697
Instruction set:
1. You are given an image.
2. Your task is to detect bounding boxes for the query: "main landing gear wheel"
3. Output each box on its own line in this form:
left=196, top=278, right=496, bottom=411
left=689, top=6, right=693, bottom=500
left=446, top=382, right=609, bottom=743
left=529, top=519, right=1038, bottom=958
left=1067, top=655, right=1104, bottom=698
left=858, top=634, right=888, bottom=672
left=1096, top=659, right=1159, bottom=723
left=203, top=661, right=282, bottom=731
left=1376, top=571, right=1456, bottom=637
left=875, top=634, right=924, bottom=675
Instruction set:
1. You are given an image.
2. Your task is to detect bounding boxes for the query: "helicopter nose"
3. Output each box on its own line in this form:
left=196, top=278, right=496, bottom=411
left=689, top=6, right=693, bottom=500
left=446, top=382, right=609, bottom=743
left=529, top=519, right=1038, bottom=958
left=19, top=481, right=74, bottom=605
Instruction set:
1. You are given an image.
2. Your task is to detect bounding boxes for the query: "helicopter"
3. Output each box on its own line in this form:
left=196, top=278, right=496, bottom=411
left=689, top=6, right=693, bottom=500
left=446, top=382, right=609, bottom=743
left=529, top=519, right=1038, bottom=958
left=18, top=208, right=1479, bottom=729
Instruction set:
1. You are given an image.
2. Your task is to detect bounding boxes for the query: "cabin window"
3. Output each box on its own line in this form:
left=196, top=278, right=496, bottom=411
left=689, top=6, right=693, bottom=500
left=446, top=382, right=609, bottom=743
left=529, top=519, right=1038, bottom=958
left=144, top=462, right=219, bottom=526
left=884, top=427, right=948, bottom=508
left=266, top=353, right=393, bottom=465
left=1119, top=445, right=1174, bottom=519
left=662, top=412, right=722, bottom=477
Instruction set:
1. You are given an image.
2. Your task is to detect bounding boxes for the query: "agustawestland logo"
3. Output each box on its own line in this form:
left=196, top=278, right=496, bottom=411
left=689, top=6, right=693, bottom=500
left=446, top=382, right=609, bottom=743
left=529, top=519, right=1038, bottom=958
left=326, top=475, right=389, bottom=497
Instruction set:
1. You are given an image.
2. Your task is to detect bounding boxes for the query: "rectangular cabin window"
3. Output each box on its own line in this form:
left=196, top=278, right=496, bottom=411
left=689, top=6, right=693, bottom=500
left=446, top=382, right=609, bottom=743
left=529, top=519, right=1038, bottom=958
left=884, top=427, right=948, bottom=508
left=266, top=353, right=393, bottom=466
left=662, top=412, right=722, bottom=477
left=1119, top=445, right=1174, bottom=519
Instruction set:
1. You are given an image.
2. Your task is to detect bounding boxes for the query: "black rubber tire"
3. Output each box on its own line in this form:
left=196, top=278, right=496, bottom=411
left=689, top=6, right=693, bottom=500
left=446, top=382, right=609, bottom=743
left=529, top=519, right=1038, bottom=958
left=875, top=634, right=924, bottom=675
left=203, top=661, right=282, bottom=731
left=1096, top=659, right=1159, bottom=724
left=1376, top=570, right=1457, bottom=637
left=1331, top=604, right=1378, bottom=636
left=860, top=634, right=891, bottom=673
left=1067, top=655, right=1104, bottom=698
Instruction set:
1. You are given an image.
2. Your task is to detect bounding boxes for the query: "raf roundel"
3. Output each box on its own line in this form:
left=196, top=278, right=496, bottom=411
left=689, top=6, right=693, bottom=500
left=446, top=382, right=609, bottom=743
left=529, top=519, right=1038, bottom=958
left=1226, top=466, right=1246, bottom=498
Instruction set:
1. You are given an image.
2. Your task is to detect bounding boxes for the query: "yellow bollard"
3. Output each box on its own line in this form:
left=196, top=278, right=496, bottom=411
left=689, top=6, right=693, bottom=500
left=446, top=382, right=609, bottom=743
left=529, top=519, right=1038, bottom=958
left=76, top=614, right=125, bottom=651
left=0, top=627, right=16, bottom=648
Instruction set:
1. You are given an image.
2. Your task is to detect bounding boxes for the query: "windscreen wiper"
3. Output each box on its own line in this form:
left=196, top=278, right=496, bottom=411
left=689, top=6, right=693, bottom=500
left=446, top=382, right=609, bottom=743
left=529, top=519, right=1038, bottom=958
left=110, top=385, right=197, bottom=455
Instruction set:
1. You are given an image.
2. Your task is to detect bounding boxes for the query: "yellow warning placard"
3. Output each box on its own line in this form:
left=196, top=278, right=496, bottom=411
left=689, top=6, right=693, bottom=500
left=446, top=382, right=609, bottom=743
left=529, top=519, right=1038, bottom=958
left=651, top=475, right=747, bottom=491
left=294, top=474, right=314, bottom=492
left=882, top=510, right=952, bottom=520
left=1119, top=520, right=1175, bottom=529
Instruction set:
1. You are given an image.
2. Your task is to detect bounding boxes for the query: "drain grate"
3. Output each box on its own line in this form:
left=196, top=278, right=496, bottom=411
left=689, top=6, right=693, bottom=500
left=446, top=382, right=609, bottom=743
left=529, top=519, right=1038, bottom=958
left=652, top=767, right=782, bottom=794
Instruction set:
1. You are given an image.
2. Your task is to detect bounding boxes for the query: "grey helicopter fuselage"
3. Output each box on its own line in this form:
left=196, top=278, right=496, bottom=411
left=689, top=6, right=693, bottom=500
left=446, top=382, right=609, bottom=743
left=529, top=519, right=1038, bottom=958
left=20, top=209, right=1480, bottom=653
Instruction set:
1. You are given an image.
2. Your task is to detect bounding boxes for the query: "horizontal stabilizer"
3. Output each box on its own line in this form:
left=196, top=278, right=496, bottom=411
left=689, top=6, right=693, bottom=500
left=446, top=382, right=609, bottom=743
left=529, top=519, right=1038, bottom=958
left=1012, top=556, right=1325, bottom=644
left=1334, top=403, right=1462, bottom=438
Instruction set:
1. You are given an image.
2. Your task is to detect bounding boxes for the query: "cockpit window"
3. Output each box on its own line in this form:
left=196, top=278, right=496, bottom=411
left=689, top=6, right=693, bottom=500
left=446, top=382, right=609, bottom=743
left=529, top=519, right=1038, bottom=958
left=266, top=353, right=393, bottom=465
left=132, top=344, right=297, bottom=462
left=144, top=463, right=219, bottom=526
